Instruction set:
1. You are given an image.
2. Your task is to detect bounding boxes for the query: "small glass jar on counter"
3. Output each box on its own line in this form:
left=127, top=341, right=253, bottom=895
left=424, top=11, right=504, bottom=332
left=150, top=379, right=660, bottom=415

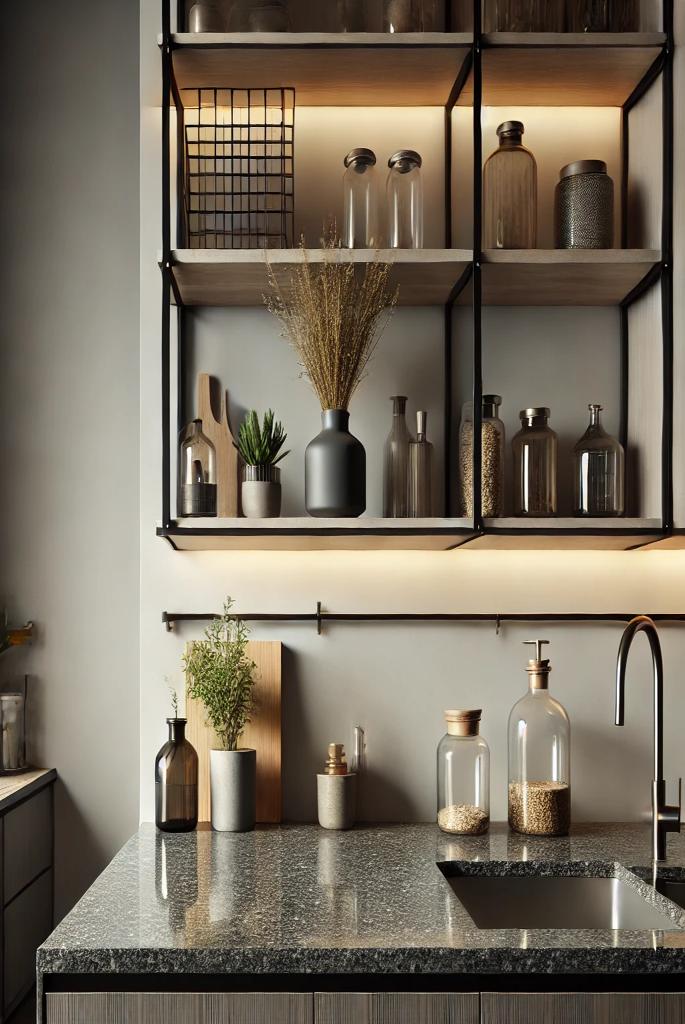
left=512, top=407, right=557, bottom=516
left=178, top=419, right=217, bottom=517
left=387, top=150, right=423, bottom=248
left=458, top=395, right=505, bottom=518
left=573, top=404, right=625, bottom=516
left=554, top=160, right=614, bottom=249
left=155, top=718, right=199, bottom=833
left=437, top=710, right=490, bottom=836
left=343, top=149, right=380, bottom=248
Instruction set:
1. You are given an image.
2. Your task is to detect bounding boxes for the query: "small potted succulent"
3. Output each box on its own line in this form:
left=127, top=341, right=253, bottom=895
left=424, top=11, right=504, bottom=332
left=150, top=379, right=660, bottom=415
left=235, top=409, right=289, bottom=518
left=184, top=599, right=257, bottom=832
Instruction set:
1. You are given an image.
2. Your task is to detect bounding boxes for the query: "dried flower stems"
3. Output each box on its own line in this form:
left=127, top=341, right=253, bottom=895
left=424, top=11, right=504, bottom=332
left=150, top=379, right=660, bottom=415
left=265, top=240, right=398, bottom=411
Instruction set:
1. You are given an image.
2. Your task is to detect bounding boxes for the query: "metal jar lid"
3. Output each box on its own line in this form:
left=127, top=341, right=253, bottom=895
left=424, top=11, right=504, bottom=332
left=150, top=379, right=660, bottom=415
left=497, top=120, right=524, bottom=138
left=559, top=159, right=607, bottom=179
left=388, top=149, right=422, bottom=171
left=520, top=406, right=550, bottom=421
left=344, top=148, right=376, bottom=168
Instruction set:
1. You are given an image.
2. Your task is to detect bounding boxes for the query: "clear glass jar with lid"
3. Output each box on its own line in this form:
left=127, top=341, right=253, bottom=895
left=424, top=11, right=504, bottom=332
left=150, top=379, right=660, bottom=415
left=573, top=404, right=624, bottom=516
left=512, top=407, right=557, bottom=516
left=437, top=710, right=490, bottom=836
left=483, top=121, right=537, bottom=249
left=387, top=150, right=423, bottom=248
left=508, top=641, right=570, bottom=837
left=343, top=149, right=380, bottom=248
left=458, top=395, right=505, bottom=518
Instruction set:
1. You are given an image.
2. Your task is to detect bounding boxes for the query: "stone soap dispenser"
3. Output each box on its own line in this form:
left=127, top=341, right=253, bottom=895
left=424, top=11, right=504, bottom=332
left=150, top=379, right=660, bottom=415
left=317, top=743, right=356, bottom=830
left=507, top=640, right=571, bottom=837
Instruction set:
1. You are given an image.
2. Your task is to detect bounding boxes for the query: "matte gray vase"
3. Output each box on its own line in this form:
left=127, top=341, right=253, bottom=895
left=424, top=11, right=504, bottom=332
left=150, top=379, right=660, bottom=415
left=209, top=748, right=256, bottom=832
left=305, top=409, right=365, bottom=517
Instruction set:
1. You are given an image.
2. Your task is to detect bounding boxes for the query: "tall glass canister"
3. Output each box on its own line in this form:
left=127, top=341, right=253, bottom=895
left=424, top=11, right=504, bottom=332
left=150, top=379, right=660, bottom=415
left=387, top=151, right=423, bottom=248
left=437, top=710, right=490, bottom=835
left=512, top=407, right=557, bottom=516
left=458, top=396, right=505, bottom=517
left=508, top=641, right=570, bottom=837
left=573, top=404, right=625, bottom=516
left=408, top=410, right=433, bottom=517
left=343, top=149, right=380, bottom=248
left=383, top=396, right=413, bottom=517
left=155, top=718, right=199, bottom=833
left=483, top=121, right=537, bottom=249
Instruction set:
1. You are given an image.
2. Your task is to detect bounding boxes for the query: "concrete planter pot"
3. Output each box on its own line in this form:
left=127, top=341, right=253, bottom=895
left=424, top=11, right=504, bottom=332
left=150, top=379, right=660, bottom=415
left=241, top=465, right=282, bottom=518
left=317, top=773, right=356, bottom=830
left=209, top=748, right=256, bottom=832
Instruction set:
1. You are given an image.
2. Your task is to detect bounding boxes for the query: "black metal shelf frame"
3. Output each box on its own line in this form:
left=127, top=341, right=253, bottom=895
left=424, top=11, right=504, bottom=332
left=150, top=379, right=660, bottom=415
left=158, top=1, right=675, bottom=548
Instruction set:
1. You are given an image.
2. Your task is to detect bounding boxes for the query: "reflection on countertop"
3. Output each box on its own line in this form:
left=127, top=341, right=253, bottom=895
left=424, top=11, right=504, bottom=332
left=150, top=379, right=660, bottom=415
left=38, top=822, right=685, bottom=978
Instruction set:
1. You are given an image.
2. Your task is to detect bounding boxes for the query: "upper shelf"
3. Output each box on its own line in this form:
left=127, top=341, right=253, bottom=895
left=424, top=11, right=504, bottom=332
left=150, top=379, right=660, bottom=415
left=170, top=249, right=659, bottom=308
left=167, top=32, right=665, bottom=108
left=461, top=33, right=666, bottom=106
left=169, top=32, right=472, bottom=106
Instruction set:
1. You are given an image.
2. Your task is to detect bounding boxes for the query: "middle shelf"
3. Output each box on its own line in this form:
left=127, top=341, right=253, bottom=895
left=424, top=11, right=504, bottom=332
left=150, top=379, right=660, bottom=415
left=170, top=248, right=661, bottom=307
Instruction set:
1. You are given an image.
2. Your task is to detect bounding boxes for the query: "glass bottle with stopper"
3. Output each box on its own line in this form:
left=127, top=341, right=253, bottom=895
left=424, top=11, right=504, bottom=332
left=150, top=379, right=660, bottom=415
left=383, top=396, right=413, bottom=517
left=573, top=404, right=625, bottom=516
left=507, top=640, right=571, bottom=837
left=178, top=419, right=217, bottom=517
left=437, top=710, right=490, bottom=835
left=408, top=410, right=433, bottom=517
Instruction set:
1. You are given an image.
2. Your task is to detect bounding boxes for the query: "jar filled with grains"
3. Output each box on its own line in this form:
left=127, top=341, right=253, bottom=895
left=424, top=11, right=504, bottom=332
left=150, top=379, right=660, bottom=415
left=458, top=395, right=505, bottom=518
left=437, top=709, right=490, bottom=836
left=508, top=640, right=571, bottom=837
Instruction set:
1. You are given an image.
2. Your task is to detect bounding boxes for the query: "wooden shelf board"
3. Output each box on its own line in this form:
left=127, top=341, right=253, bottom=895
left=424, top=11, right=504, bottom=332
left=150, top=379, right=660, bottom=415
left=169, top=33, right=472, bottom=106
left=158, top=517, right=474, bottom=551
left=638, top=532, right=685, bottom=551
left=457, top=34, right=665, bottom=106
left=461, top=249, right=662, bottom=306
left=468, top=518, right=662, bottom=550
left=171, top=248, right=473, bottom=306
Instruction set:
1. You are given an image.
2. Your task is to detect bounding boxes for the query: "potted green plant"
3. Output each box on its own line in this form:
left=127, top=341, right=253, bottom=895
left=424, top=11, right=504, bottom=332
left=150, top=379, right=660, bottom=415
left=183, top=599, right=257, bottom=832
left=235, top=409, right=289, bottom=518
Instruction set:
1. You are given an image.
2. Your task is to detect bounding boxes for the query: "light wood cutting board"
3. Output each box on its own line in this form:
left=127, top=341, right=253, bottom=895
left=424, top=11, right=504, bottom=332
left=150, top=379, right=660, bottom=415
left=197, top=372, right=240, bottom=517
left=185, top=640, right=282, bottom=823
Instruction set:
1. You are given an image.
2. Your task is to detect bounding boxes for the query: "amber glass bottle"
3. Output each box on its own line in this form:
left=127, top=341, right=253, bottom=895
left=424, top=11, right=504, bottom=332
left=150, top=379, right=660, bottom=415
left=155, top=719, right=198, bottom=832
left=483, top=121, right=537, bottom=249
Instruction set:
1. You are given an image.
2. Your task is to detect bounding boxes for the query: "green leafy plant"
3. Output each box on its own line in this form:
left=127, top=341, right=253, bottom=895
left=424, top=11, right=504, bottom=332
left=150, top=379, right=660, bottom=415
left=235, top=409, right=289, bottom=468
left=183, top=598, right=256, bottom=751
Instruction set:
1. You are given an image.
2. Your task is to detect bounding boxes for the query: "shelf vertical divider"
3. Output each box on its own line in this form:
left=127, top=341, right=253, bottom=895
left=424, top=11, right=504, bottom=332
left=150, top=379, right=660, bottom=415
left=661, top=0, right=674, bottom=530
left=472, top=0, right=483, bottom=535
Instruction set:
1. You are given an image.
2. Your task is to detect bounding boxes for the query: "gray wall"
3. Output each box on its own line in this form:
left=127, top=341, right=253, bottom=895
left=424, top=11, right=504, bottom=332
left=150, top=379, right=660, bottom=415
left=0, top=0, right=140, bottom=917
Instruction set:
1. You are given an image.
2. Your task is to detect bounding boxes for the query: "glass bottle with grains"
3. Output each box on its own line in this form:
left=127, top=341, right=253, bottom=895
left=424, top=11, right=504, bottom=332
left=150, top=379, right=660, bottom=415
left=573, top=403, right=624, bottom=516
left=483, top=121, right=537, bottom=249
left=458, top=395, right=505, bottom=518
left=437, top=710, right=490, bottom=836
left=508, top=641, right=570, bottom=837
left=512, top=407, right=557, bottom=516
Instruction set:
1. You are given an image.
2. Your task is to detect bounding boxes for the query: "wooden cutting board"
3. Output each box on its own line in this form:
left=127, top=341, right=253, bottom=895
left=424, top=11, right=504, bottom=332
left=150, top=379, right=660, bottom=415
left=196, top=372, right=240, bottom=517
left=185, top=640, right=282, bottom=823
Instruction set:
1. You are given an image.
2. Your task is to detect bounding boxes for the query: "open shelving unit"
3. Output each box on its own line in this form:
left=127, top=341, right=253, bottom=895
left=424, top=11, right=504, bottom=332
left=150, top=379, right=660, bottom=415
left=156, top=1, right=674, bottom=553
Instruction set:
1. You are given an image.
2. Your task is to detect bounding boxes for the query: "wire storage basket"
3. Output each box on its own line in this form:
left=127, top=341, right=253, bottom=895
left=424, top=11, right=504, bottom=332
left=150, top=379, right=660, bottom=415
left=183, top=87, right=295, bottom=249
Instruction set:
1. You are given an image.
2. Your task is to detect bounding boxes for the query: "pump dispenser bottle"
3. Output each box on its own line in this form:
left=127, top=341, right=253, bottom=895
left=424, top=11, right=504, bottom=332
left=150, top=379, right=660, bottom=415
left=508, top=640, right=570, bottom=836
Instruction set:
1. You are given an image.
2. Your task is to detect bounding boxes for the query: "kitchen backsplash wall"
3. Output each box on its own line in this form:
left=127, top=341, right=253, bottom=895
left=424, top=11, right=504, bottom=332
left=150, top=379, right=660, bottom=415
left=140, top=0, right=685, bottom=826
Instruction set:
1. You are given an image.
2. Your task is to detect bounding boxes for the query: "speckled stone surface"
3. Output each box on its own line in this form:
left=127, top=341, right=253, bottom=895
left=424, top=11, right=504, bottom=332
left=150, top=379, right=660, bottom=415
left=38, top=823, right=685, bottom=979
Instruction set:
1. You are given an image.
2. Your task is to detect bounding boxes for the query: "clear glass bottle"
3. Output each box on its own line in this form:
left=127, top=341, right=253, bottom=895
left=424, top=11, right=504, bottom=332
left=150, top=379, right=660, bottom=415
left=178, top=419, right=217, bottom=517
left=408, top=410, right=433, bottom=517
left=343, top=149, right=380, bottom=248
left=155, top=718, right=199, bottom=833
left=228, top=0, right=290, bottom=30
left=508, top=641, right=570, bottom=837
left=383, top=0, right=445, bottom=31
left=437, top=710, right=490, bottom=835
left=383, top=396, right=413, bottom=517
left=512, top=407, right=557, bottom=516
left=573, top=404, right=624, bottom=516
left=484, top=0, right=564, bottom=29
left=458, top=395, right=505, bottom=517
left=387, top=150, right=423, bottom=248
left=483, top=121, right=537, bottom=249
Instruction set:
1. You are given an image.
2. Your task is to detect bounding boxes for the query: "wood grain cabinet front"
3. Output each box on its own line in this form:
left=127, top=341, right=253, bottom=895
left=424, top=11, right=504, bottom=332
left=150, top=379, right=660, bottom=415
left=45, top=992, right=313, bottom=1024
left=315, top=992, right=479, bottom=1024
left=481, top=992, right=685, bottom=1024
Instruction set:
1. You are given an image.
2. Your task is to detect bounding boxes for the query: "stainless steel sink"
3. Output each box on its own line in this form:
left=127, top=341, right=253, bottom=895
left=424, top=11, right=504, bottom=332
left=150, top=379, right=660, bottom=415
left=442, top=872, right=680, bottom=930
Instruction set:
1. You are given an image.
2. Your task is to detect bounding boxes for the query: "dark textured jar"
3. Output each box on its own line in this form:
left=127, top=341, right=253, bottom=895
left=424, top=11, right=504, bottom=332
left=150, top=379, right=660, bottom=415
left=155, top=719, right=198, bottom=833
left=554, top=160, right=614, bottom=249
left=305, top=409, right=366, bottom=517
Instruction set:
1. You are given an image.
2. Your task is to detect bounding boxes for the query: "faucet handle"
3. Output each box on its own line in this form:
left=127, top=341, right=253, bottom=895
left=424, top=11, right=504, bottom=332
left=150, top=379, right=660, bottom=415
left=660, top=778, right=682, bottom=835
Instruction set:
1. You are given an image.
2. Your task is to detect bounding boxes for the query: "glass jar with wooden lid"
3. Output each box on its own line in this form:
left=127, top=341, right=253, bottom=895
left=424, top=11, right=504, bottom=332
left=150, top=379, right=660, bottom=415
left=437, top=710, right=490, bottom=835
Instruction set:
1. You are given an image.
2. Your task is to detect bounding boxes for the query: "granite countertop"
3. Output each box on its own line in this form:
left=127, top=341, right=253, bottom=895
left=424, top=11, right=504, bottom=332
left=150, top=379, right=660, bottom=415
left=38, top=823, right=685, bottom=978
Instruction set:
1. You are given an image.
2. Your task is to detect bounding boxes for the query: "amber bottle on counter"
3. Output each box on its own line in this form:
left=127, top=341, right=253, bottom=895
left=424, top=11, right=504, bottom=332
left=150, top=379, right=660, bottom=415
left=483, top=121, right=537, bottom=249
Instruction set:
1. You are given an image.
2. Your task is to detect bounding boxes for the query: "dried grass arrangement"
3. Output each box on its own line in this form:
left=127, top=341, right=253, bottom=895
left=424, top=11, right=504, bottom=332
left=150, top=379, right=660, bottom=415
left=265, top=236, right=398, bottom=411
